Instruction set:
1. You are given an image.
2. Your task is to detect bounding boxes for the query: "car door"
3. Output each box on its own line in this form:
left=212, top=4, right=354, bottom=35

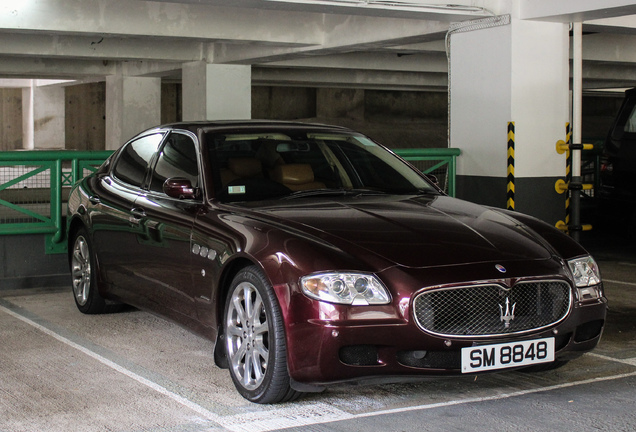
left=90, top=132, right=165, bottom=303
left=127, top=131, right=202, bottom=321
left=604, top=88, right=636, bottom=197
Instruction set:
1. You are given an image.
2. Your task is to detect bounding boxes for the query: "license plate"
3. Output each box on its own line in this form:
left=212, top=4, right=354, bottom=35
left=461, top=338, right=555, bottom=373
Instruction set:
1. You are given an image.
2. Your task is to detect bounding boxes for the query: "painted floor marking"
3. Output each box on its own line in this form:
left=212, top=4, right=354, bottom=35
left=589, top=352, right=636, bottom=367
left=2, top=302, right=636, bottom=432
left=604, top=278, right=636, bottom=287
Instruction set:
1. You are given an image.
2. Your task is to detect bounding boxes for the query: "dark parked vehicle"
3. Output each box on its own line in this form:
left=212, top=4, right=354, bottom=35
left=600, top=87, right=636, bottom=228
left=68, top=121, right=607, bottom=403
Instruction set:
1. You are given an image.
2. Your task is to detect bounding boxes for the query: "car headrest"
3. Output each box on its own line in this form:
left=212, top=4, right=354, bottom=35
left=228, top=158, right=263, bottom=178
left=272, top=164, right=315, bottom=185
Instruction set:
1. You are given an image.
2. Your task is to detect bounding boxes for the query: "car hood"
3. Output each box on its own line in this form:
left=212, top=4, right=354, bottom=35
left=237, top=195, right=554, bottom=269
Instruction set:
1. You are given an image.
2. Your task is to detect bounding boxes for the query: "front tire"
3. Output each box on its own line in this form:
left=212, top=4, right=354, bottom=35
left=70, top=228, right=107, bottom=314
left=224, top=266, right=301, bottom=404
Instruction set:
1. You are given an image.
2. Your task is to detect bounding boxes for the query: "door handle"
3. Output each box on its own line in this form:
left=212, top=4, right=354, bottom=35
left=130, top=208, right=146, bottom=218
left=129, top=207, right=146, bottom=225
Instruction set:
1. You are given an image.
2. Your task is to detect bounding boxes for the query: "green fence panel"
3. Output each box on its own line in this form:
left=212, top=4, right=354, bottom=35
left=394, top=148, right=461, bottom=197
left=0, top=150, right=113, bottom=254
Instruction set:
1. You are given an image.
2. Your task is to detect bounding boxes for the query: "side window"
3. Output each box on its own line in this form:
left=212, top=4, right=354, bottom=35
left=112, top=134, right=164, bottom=188
left=623, top=105, right=636, bottom=133
left=149, top=133, right=199, bottom=194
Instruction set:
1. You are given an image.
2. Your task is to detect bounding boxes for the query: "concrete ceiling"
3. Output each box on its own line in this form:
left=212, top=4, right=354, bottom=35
left=1, top=0, right=636, bottom=91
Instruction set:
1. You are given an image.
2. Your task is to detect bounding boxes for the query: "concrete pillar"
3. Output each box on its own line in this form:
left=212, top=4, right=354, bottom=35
left=21, top=84, right=34, bottom=150
left=182, top=62, right=251, bottom=121
left=33, top=84, right=65, bottom=149
left=105, top=75, right=160, bottom=150
left=450, top=15, right=570, bottom=225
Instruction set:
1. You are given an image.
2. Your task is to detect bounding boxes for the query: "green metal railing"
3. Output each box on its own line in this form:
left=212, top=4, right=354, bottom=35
left=395, top=148, right=461, bottom=197
left=0, top=150, right=112, bottom=254
left=0, top=148, right=460, bottom=254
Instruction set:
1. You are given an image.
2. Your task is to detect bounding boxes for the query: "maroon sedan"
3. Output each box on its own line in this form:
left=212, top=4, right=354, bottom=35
left=67, top=121, right=606, bottom=403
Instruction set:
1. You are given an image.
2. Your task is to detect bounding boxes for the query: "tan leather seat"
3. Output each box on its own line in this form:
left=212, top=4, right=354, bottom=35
left=221, top=157, right=263, bottom=185
left=272, top=164, right=326, bottom=191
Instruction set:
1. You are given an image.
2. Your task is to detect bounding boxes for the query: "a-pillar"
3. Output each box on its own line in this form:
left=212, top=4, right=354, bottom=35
left=182, top=62, right=251, bottom=121
left=22, top=81, right=65, bottom=150
left=449, top=14, right=570, bottom=225
left=105, top=75, right=161, bottom=150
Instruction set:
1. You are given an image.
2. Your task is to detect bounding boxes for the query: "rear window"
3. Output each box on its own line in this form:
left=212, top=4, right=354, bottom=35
left=112, top=133, right=164, bottom=188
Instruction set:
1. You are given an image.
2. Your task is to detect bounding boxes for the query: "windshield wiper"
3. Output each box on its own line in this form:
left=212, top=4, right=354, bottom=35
left=281, top=188, right=387, bottom=200
left=414, top=188, right=441, bottom=195
left=281, top=189, right=348, bottom=200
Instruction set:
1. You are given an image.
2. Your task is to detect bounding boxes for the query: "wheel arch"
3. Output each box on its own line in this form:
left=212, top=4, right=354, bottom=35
left=213, top=256, right=264, bottom=369
left=67, top=215, right=88, bottom=266
left=67, top=214, right=110, bottom=302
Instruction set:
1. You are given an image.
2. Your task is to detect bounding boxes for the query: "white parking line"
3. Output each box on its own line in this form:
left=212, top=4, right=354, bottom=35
left=589, top=352, right=636, bottom=367
left=604, top=278, right=636, bottom=287
left=2, top=302, right=636, bottom=432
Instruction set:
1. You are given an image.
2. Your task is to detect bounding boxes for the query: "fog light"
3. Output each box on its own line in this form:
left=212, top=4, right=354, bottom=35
left=577, top=285, right=602, bottom=300
left=412, top=350, right=427, bottom=359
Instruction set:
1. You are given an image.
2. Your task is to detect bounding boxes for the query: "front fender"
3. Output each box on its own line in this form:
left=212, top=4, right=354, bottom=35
left=496, top=209, right=589, bottom=260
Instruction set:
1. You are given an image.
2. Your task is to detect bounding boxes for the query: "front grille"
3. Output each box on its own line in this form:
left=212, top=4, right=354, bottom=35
left=413, top=281, right=572, bottom=337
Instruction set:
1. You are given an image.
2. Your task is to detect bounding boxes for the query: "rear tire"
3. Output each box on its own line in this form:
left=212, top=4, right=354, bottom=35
left=223, top=265, right=302, bottom=404
left=70, top=228, right=108, bottom=314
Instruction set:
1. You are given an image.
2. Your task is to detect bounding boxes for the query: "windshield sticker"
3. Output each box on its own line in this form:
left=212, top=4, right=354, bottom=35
left=228, top=185, right=246, bottom=194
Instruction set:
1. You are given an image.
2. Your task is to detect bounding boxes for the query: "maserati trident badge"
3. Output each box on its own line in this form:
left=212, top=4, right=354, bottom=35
left=499, top=297, right=516, bottom=328
left=495, top=264, right=507, bottom=273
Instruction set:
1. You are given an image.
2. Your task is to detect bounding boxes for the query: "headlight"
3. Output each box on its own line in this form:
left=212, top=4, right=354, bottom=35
left=568, top=256, right=601, bottom=288
left=301, top=272, right=391, bottom=305
left=568, top=256, right=603, bottom=300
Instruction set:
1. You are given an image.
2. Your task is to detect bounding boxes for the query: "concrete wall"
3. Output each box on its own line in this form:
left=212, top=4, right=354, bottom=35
left=65, top=82, right=106, bottom=151
left=0, top=234, right=68, bottom=289
left=161, top=83, right=182, bottom=125
left=65, top=82, right=181, bottom=150
left=0, top=82, right=627, bottom=151
left=252, top=87, right=449, bottom=150
left=0, top=88, right=22, bottom=151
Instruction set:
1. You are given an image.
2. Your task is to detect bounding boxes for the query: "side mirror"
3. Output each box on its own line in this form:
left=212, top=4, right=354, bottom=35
left=425, top=174, right=439, bottom=185
left=163, top=178, right=198, bottom=200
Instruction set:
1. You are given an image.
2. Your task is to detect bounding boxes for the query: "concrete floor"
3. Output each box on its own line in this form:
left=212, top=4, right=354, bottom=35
left=1, top=238, right=635, bottom=432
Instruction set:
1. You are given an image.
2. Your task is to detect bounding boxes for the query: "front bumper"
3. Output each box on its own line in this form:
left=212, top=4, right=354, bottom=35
left=285, top=295, right=607, bottom=386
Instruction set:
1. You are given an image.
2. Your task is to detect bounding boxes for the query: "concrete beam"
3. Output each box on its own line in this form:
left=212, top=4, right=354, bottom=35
left=253, top=67, right=447, bottom=91
left=582, top=61, right=636, bottom=86
left=580, top=33, right=636, bottom=63
left=263, top=51, right=448, bottom=73
left=0, top=57, right=116, bottom=79
left=584, top=15, right=636, bottom=35
left=215, top=16, right=450, bottom=63
left=519, top=0, right=636, bottom=22
left=148, top=0, right=493, bottom=21
left=0, top=0, right=321, bottom=46
left=0, top=33, right=206, bottom=62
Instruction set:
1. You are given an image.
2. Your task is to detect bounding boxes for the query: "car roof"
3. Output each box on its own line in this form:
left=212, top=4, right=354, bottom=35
left=149, top=120, right=355, bottom=136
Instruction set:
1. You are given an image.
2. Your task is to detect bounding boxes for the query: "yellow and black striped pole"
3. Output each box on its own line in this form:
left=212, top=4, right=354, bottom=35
left=565, top=122, right=572, bottom=227
left=507, top=122, right=515, bottom=210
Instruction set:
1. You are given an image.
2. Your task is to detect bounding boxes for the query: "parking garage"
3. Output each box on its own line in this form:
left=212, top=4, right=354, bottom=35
left=1, top=1, right=636, bottom=431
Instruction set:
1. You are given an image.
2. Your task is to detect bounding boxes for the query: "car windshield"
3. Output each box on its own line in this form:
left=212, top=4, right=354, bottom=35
left=206, top=129, right=437, bottom=202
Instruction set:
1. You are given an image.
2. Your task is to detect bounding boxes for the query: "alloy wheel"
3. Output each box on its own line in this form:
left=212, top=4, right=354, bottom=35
left=225, top=281, right=270, bottom=391
left=71, top=235, right=91, bottom=307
